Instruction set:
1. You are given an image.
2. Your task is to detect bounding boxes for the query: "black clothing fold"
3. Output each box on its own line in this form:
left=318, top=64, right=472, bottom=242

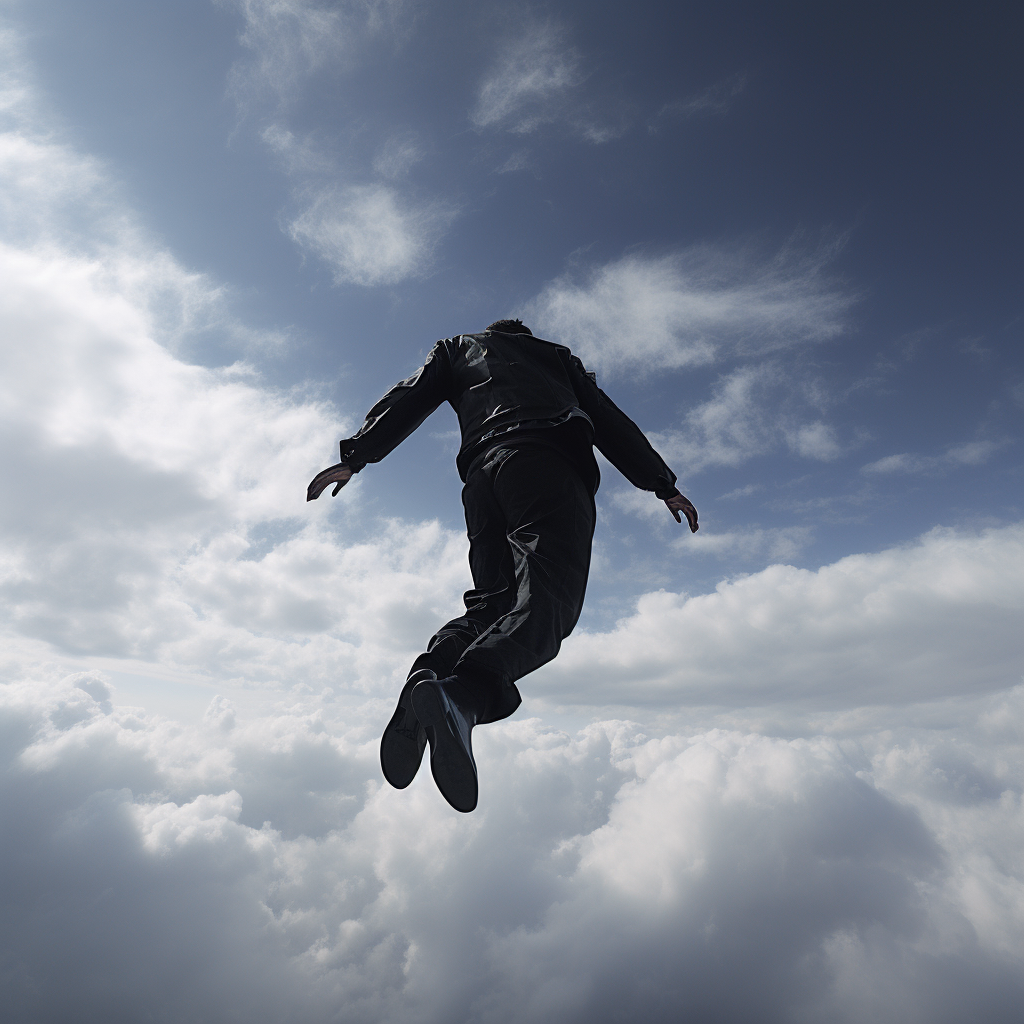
left=337, top=330, right=679, bottom=498
left=409, top=439, right=596, bottom=723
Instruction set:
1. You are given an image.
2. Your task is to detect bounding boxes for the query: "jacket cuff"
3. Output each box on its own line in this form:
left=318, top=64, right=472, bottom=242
left=339, top=442, right=366, bottom=472
left=655, top=486, right=681, bottom=500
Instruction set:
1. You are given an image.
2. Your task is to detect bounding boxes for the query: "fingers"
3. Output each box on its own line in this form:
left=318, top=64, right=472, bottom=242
left=307, top=463, right=353, bottom=501
left=681, top=500, right=699, bottom=533
left=665, top=494, right=699, bottom=532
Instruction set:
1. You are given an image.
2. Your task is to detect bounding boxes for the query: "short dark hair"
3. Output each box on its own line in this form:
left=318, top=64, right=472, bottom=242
left=485, top=318, right=532, bottom=335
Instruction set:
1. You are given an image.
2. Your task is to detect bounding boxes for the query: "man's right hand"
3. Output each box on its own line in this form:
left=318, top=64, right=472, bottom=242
left=665, top=493, right=699, bottom=532
left=307, top=463, right=353, bottom=501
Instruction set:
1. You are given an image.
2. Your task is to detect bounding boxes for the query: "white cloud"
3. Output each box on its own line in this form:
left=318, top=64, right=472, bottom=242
left=260, top=123, right=336, bottom=175
left=288, top=184, right=452, bottom=286
left=645, top=365, right=845, bottom=476
left=2, top=669, right=1023, bottom=1022
left=605, top=492, right=810, bottom=561
left=862, top=439, right=1001, bottom=475
left=719, top=483, right=762, bottom=500
left=372, top=133, right=424, bottom=178
left=540, top=524, right=1024, bottom=711
left=788, top=420, right=843, bottom=460
left=0, top=32, right=469, bottom=690
left=3, top=16, right=1023, bottom=1021
left=650, top=73, right=748, bottom=127
left=673, top=525, right=812, bottom=561
left=226, top=3, right=448, bottom=285
left=526, top=244, right=854, bottom=375
left=223, top=0, right=409, bottom=107
left=471, top=22, right=583, bottom=134
left=495, top=148, right=532, bottom=174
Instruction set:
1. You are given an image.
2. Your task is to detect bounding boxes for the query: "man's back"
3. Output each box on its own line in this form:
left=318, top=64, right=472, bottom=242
left=334, top=326, right=681, bottom=499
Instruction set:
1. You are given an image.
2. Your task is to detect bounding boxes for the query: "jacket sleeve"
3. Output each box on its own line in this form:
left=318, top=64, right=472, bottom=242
left=338, top=341, right=452, bottom=471
left=566, top=355, right=680, bottom=499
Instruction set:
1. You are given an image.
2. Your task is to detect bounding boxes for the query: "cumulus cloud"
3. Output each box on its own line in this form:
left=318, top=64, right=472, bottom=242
left=526, top=243, right=854, bottom=375
left=541, top=524, right=1024, bottom=711
left=0, top=31, right=468, bottom=691
left=644, top=364, right=845, bottom=477
left=287, top=184, right=453, bottom=286
left=2, top=669, right=1023, bottom=1023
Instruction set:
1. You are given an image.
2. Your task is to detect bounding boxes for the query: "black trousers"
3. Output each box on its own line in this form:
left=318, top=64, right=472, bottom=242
left=409, top=442, right=597, bottom=723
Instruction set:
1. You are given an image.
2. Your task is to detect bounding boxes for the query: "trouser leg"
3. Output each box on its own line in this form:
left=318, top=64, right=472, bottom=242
left=458, top=446, right=596, bottom=722
left=410, top=446, right=595, bottom=723
left=408, top=465, right=517, bottom=683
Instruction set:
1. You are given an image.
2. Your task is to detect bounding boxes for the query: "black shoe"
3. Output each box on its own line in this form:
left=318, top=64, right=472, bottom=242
left=380, top=669, right=434, bottom=789
left=411, top=677, right=478, bottom=813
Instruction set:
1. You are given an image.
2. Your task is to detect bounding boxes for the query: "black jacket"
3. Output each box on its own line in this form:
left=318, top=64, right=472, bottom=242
left=338, top=330, right=679, bottom=497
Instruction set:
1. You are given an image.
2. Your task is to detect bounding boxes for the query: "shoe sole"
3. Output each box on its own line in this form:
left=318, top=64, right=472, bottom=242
left=411, top=682, right=478, bottom=813
left=380, top=679, right=426, bottom=789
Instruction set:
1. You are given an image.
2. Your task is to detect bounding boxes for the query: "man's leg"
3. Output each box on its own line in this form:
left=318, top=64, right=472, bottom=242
left=407, top=466, right=519, bottom=681
left=389, top=445, right=595, bottom=807
left=451, top=445, right=596, bottom=722
left=381, top=466, right=516, bottom=790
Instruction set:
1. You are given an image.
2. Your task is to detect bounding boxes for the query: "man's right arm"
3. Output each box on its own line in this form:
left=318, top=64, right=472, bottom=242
left=307, top=341, right=452, bottom=501
left=566, top=354, right=698, bottom=531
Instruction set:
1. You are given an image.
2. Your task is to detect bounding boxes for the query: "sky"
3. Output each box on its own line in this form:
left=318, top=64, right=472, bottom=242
left=1, top=1, right=1022, bottom=1020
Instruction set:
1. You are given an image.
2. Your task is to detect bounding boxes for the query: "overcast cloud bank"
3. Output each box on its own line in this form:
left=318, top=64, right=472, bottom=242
left=2, top=667, right=1022, bottom=1023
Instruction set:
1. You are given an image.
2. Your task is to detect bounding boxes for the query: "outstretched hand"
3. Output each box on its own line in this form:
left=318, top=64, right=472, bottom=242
left=665, top=492, right=699, bottom=532
left=307, top=463, right=353, bottom=501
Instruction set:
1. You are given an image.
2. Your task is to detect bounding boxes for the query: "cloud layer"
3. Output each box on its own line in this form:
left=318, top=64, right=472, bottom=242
left=3, top=668, right=1022, bottom=1023
left=543, top=524, right=1024, bottom=711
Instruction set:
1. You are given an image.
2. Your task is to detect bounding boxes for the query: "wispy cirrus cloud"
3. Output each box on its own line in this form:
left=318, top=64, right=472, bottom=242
left=526, top=241, right=854, bottom=375
left=471, top=21, right=584, bottom=134
left=643, top=364, right=845, bottom=477
left=649, top=72, right=748, bottom=130
left=222, top=0, right=409, bottom=107
left=862, top=440, right=1002, bottom=475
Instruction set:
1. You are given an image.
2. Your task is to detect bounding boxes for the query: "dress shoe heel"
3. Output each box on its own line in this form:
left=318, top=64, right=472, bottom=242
left=380, top=669, right=434, bottom=789
left=411, top=677, right=478, bottom=813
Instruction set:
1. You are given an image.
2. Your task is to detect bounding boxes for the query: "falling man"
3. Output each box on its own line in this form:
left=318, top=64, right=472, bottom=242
left=308, top=320, right=698, bottom=812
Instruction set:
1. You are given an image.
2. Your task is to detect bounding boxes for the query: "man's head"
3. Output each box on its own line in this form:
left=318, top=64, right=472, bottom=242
left=485, top=318, right=532, bottom=335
